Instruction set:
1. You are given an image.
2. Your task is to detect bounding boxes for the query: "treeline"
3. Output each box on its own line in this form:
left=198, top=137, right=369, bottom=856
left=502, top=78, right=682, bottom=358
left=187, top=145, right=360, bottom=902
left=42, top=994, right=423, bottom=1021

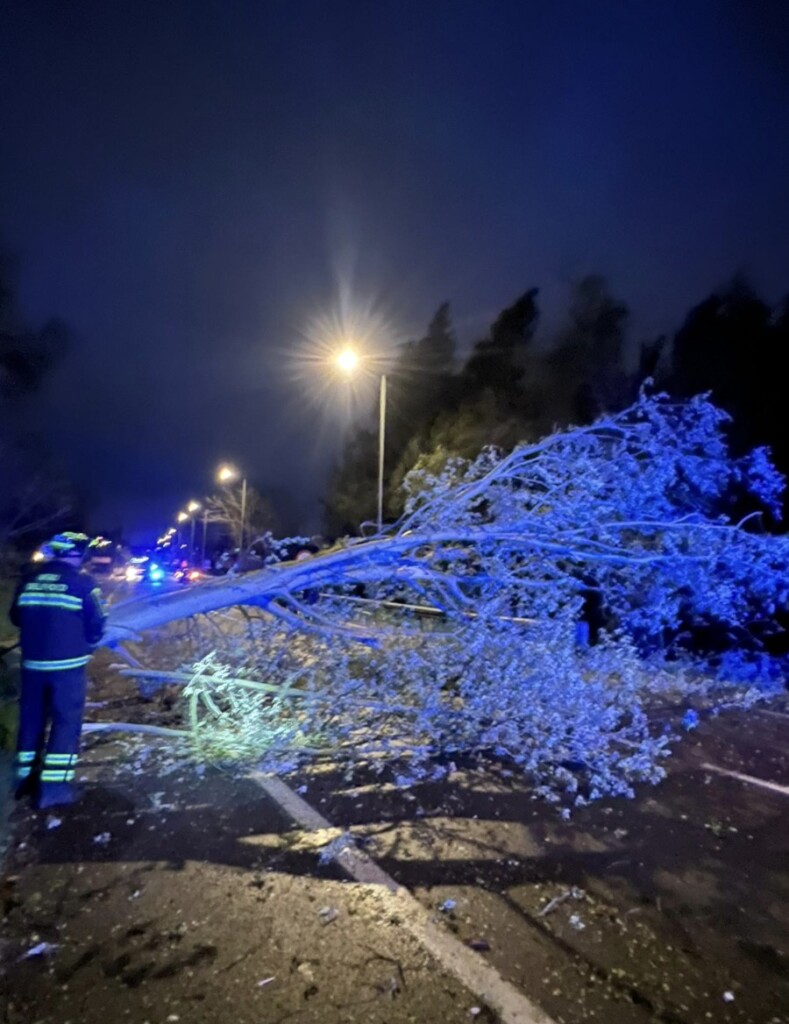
left=323, top=274, right=789, bottom=534
left=1, top=251, right=73, bottom=555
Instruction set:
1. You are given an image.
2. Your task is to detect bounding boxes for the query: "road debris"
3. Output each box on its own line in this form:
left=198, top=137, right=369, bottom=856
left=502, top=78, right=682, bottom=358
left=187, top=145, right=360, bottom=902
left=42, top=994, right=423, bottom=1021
left=467, top=938, right=491, bottom=952
left=257, top=976, right=275, bottom=987
left=318, top=905, right=338, bottom=925
left=538, top=886, right=586, bottom=917
left=45, top=816, right=62, bottom=830
left=439, top=898, right=457, bottom=912
left=92, top=831, right=111, bottom=845
left=18, top=941, right=58, bottom=961
left=316, top=831, right=355, bottom=864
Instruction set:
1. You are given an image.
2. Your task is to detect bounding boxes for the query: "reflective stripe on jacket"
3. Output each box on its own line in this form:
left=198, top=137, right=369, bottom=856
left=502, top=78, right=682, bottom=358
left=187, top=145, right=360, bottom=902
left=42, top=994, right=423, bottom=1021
left=10, top=561, right=107, bottom=669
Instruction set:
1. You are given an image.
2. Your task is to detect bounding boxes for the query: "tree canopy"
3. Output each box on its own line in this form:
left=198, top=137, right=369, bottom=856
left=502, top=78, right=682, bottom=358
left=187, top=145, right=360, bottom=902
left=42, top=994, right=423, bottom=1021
left=323, top=273, right=789, bottom=534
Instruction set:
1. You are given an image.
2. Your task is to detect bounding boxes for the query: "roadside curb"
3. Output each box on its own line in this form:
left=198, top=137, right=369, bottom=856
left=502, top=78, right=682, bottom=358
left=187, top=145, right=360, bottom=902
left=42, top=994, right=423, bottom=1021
left=249, top=771, right=555, bottom=1024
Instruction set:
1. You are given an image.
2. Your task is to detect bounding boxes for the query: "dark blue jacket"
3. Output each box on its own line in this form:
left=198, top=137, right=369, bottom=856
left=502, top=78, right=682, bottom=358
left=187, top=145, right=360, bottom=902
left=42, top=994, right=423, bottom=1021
left=9, top=561, right=107, bottom=671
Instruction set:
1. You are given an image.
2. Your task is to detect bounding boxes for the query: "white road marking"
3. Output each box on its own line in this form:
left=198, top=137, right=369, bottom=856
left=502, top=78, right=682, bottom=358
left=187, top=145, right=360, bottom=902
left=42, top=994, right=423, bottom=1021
left=249, top=771, right=555, bottom=1024
left=701, top=762, right=789, bottom=797
left=753, top=707, right=789, bottom=721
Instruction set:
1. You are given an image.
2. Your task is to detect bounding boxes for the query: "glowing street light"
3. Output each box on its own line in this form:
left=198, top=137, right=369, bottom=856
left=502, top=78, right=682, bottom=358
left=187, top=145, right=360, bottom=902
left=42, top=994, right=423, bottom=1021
left=216, top=463, right=248, bottom=551
left=335, top=346, right=360, bottom=375
left=179, top=501, right=201, bottom=562
left=333, top=347, right=387, bottom=532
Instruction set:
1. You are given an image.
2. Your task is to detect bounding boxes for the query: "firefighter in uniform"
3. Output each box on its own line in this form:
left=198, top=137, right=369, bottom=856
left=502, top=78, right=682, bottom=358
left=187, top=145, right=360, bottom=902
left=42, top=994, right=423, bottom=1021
left=9, top=532, right=107, bottom=809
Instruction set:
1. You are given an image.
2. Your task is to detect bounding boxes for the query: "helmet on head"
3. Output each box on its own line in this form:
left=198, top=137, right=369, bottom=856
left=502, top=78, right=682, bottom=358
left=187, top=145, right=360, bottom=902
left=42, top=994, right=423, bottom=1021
left=47, top=532, right=90, bottom=560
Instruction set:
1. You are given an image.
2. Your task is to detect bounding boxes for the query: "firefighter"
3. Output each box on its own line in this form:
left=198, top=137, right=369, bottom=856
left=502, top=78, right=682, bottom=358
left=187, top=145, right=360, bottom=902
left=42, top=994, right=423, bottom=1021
left=9, top=532, right=107, bottom=809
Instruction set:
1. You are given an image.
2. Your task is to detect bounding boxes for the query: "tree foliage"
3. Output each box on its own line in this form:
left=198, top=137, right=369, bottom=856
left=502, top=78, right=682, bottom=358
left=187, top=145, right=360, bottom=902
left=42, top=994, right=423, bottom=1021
left=110, top=392, right=788, bottom=809
left=0, top=251, right=73, bottom=548
left=663, top=277, right=789, bottom=513
left=0, top=251, right=69, bottom=400
left=324, top=277, right=638, bottom=531
left=205, top=482, right=278, bottom=548
left=324, top=272, right=789, bottom=535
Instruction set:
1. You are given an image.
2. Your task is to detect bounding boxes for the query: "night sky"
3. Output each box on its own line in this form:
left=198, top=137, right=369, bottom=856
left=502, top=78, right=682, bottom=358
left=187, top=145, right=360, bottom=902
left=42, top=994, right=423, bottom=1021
left=2, top=1, right=788, bottom=542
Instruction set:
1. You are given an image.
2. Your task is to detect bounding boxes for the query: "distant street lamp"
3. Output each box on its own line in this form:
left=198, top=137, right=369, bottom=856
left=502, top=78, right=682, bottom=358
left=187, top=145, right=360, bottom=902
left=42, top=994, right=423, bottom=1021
left=185, top=501, right=201, bottom=562
left=335, top=347, right=387, bottom=532
left=201, top=506, right=209, bottom=566
left=176, top=510, right=189, bottom=554
left=217, top=463, right=247, bottom=550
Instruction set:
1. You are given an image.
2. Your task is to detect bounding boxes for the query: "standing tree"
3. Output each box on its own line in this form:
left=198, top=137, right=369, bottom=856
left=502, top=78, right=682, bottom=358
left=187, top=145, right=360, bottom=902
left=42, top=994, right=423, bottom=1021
left=664, top=277, right=788, bottom=519
left=547, top=275, right=630, bottom=423
left=206, top=484, right=278, bottom=549
left=389, top=290, right=546, bottom=497
left=0, top=250, right=72, bottom=550
left=462, top=287, right=539, bottom=400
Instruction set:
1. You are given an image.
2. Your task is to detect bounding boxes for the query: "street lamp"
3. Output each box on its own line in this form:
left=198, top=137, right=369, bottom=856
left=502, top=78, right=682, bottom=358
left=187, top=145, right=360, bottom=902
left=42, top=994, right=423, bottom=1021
left=176, top=510, right=189, bottom=555
left=335, top=347, right=387, bottom=532
left=216, top=463, right=247, bottom=551
left=201, top=506, right=209, bottom=566
left=185, top=501, right=201, bottom=563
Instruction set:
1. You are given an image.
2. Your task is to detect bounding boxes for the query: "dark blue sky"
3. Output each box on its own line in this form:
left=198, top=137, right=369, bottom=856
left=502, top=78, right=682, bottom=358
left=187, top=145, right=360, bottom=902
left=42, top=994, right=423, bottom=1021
left=2, top=1, right=788, bottom=540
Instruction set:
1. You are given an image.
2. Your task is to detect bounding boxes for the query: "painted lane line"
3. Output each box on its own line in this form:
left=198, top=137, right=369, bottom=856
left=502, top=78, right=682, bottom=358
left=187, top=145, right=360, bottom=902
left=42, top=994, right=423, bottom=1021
left=753, top=708, right=789, bottom=721
left=249, top=771, right=555, bottom=1024
left=701, top=762, right=789, bottom=797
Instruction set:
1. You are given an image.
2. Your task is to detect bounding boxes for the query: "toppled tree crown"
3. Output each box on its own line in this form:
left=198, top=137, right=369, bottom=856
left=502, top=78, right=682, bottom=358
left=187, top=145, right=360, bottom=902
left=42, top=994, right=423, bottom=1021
left=111, top=390, right=789, bottom=809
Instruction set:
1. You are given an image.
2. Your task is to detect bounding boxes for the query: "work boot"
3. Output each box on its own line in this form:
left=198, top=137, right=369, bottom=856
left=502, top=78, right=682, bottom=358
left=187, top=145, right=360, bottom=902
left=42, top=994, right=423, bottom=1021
left=36, top=783, right=79, bottom=810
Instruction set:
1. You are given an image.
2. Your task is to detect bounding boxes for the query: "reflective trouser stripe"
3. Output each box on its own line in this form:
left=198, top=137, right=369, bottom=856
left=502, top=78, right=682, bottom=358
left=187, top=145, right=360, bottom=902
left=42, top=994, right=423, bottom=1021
left=22, top=656, right=91, bottom=671
left=44, top=754, right=78, bottom=774
left=40, top=769, right=76, bottom=783
left=14, top=750, right=37, bottom=780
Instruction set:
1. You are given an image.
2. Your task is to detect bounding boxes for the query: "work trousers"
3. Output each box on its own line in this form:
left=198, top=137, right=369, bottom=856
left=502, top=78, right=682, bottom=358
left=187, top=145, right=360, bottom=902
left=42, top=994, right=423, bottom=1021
left=14, top=666, right=87, bottom=803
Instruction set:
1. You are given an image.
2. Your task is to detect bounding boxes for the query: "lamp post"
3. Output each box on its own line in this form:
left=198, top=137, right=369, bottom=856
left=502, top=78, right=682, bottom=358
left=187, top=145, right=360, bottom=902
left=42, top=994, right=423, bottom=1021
left=217, top=464, right=247, bottom=551
left=335, top=347, right=387, bottom=533
left=186, top=501, right=201, bottom=564
left=176, top=511, right=188, bottom=555
left=201, top=507, right=209, bottom=567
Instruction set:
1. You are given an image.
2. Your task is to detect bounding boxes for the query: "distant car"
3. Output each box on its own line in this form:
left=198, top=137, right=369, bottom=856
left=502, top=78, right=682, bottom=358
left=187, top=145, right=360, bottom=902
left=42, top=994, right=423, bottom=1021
left=173, top=567, right=206, bottom=585
left=123, top=556, right=149, bottom=583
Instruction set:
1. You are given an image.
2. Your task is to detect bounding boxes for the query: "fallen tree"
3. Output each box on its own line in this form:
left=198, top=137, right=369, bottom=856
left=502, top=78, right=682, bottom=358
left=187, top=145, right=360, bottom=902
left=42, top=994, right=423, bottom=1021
left=104, top=390, right=789, bottom=808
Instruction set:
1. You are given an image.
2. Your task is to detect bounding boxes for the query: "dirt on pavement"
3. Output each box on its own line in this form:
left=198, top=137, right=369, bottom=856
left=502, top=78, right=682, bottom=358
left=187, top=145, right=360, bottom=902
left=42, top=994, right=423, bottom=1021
left=1, top=734, right=485, bottom=1024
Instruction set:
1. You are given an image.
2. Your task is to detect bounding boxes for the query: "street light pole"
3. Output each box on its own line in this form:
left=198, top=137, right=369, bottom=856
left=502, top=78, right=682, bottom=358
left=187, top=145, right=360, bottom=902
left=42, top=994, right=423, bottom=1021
left=201, top=507, right=209, bottom=566
left=377, top=373, right=387, bottom=533
left=240, top=476, right=248, bottom=552
left=176, top=511, right=189, bottom=560
left=216, top=464, right=247, bottom=556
